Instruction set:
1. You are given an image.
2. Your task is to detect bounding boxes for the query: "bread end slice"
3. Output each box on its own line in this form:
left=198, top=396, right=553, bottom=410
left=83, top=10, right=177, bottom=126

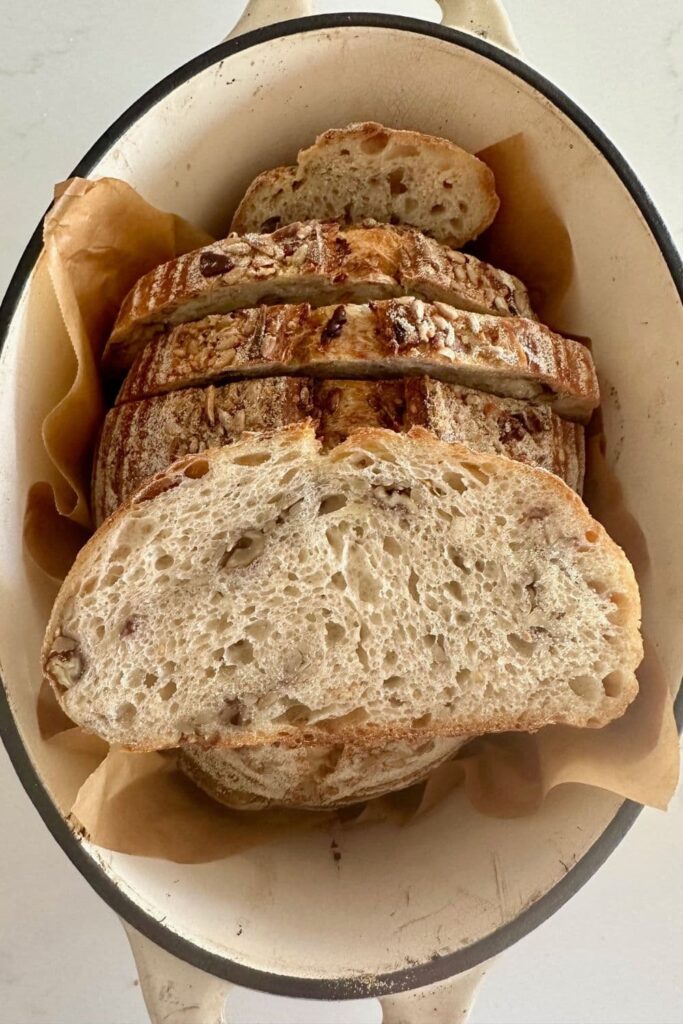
left=231, top=121, right=500, bottom=247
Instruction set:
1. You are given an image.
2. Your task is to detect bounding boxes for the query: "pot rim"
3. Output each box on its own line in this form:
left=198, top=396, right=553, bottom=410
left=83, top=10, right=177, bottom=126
left=1, top=11, right=681, bottom=1001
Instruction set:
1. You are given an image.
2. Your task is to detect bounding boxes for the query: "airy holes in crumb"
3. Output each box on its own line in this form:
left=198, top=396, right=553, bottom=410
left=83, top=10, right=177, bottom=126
left=360, top=132, right=389, bottom=154
left=183, top=457, right=209, bottom=479
left=448, top=546, right=469, bottom=573
left=607, top=592, right=629, bottom=626
left=602, top=671, right=625, bottom=698
left=318, top=494, right=347, bottom=515
left=233, top=451, right=271, bottom=467
left=331, top=571, right=347, bottom=591
left=226, top=639, right=254, bottom=665
left=461, top=462, right=490, bottom=485
left=383, top=650, right=397, bottom=669
left=387, top=167, right=407, bottom=195
left=325, top=525, right=346, bottom=559
left=444, top=579, right=464, bottom=602
left=383, top=535, right=402, bottom=557
left=568, top=675, right=601, bottom=700
left=276, top=702, right=312, bottom=725
left=221, top=532, right=264, bottom=569
left=325, top=621, right=346, bottom=645
left=246, top=620, right=269, bottom=641
left=389, top=142, right=418, bottom=158
left=116, top=701, right=137, bottom=725
left=316, top=707, right=369, bottom=732
left=507, top=633, right=535, bottom=659
left=356, top=640, right=370, bottom=669
left=443, top=471, right=467, bottom=494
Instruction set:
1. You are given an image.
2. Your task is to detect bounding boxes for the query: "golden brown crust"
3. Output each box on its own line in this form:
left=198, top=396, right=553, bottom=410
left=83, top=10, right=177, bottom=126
left=116, top=299, right=597, bottom=422
left=104, top=223, right=534, bottom=372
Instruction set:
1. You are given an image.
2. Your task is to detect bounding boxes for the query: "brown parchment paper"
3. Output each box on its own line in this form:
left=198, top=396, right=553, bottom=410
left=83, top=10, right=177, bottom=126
left=36, top=177, right=212, bottom=533
left=23, top=141, right=679, bottom=863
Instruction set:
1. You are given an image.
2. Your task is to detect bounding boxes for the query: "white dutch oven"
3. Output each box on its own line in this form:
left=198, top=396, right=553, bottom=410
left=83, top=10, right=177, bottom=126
left=1, top=2, right=682, bottom=1021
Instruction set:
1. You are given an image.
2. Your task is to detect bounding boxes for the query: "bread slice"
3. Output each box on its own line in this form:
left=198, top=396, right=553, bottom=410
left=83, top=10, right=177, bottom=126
left=93, top=377, right=311, bottom=525
left=402, top=379, right=585, bottom=492
left=230, top=122, right=499, bottom=248
left=179, top=735, right=467, bottom=810
left=103, top=223, right=534, bottom=372
left=45, top=424, right=641, bottom=751
left=93, top=377, right=584, bottom=525
left=116, top=299, right=597, bottom=422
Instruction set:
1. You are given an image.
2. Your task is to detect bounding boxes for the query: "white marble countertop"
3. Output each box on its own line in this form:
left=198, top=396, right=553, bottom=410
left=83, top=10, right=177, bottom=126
left=1, top=2, right=682, bottom=1022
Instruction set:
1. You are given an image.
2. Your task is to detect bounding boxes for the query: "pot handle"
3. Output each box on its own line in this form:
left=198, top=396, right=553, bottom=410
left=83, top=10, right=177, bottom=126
left=125, top=917, right=493, bottom=1024
left=226, top=0, right=521, bottom=54
left=379, top=962, right=492, bottom=1023
left=123, top=922, right=233, bottom=1024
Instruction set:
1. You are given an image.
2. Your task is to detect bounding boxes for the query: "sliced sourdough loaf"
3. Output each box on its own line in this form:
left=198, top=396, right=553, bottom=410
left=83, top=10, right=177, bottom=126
left=46, top=424, right=641, bottom=751
left=179, top=736, right=467, bottom=811
left=117, top=299, right=597, bottom=422
left=93, top=378, right=584, bottom=525
left=103, top=223, right=534, bottom=372
left=231, top=122, right=499, bottom=248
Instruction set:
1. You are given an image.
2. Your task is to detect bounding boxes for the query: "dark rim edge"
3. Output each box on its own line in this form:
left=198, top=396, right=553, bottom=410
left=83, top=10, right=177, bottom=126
left=1, top=11, right=682, bottom=1001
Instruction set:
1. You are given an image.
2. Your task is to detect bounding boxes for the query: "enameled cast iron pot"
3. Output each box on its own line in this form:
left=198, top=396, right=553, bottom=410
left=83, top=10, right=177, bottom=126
left=1, top=2, right=682, bottom=1021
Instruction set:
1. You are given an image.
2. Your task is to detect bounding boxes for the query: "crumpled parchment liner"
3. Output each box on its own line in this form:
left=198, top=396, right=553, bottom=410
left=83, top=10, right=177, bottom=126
left=23, top=137, right=679, bottom=863
left=36, top=176, right=212, bottom=531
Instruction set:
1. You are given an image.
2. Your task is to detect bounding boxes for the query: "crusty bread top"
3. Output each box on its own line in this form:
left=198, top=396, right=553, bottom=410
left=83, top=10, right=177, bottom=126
left=402, top=379, right=585, bottom=493
left=46, top=424, right=641, bottom=751
left=103, top=222, right=534, bottom=372
left=179, top=735, right=467, bottom=811
left=93, top=377, right=585, bottom=525
left=231, top=121, right=500, bottom=248
left=116, top=299, right=597, bottom=422
left=93, top=377, right=313, bottom=526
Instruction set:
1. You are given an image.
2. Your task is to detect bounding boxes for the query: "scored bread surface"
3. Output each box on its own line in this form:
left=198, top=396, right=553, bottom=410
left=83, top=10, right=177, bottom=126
left=93, top=377, right=585, bottom=525
left=179, top=735, right=467, bottom=810
left=231, top=121, right=499, bottom=248
left=104, top=222, right=534, bottom=372
left=45, top=425, right=641, bottom=751
left=117, top=298, right=597, bottom=422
